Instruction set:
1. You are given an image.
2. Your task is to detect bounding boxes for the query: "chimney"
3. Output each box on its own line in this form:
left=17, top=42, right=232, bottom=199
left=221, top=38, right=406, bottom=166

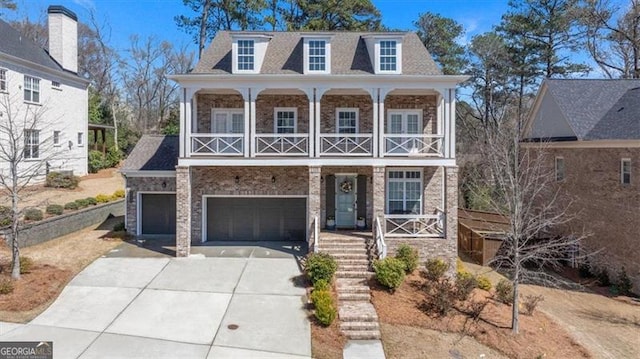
left=47, top=5, right=78, bottom=73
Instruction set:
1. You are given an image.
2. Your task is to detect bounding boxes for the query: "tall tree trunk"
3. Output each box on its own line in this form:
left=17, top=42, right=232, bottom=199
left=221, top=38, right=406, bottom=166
left=198, top=0, right=212, bottom=60
left=10, top=166, right=20, bottom=280
left=111, top=102, right=119, bottom=150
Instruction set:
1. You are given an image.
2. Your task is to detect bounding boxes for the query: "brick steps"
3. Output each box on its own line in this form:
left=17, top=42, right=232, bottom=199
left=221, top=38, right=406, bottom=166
left=338, top=302, right=379, bottom=322
left=341, top=329, right=382, bottom=340
left=340, top=321, right=380, bottom=331
left=338, top=292, right=371, bottom=301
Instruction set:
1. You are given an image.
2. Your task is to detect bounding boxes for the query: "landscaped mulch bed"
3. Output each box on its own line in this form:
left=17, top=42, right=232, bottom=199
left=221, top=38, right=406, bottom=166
left=371, top=272, right=592, bottom=359
left=309, top=284, right=347, bottom=359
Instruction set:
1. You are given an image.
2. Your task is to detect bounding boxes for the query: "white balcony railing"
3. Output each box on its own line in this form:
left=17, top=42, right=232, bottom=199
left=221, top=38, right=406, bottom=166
left=255, top=134, right=309, bottom=156
left=320, top=134, right=373, bottom=156
left=384, top=211, right=445, bottom=238
left=383, top=134, right=444, bottom=156
left=191, top=134, right=244, bottom=155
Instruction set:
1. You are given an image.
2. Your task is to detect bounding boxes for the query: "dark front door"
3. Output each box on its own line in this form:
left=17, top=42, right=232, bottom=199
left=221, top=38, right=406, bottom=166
left=206, top=197, right=306, bottom=241
left=140, top=193, right=176, bottom=235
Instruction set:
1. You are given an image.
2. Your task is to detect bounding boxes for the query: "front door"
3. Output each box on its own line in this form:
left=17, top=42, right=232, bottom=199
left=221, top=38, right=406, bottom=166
left=335, top=175, right=357, bottom=228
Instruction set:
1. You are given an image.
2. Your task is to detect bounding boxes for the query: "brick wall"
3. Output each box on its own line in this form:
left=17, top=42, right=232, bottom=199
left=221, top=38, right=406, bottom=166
left=320, top=166, right=373, bottom=228
left=319, top=95, right=373, bottom=133
left=196, top=93, right=244, bottom=132
left=385, top=95, right=438, bottom=134
left=124, top=176, right=176, bottom=235
left=255, top=95, right=310, bottom=133
left=544, top=147, right=640, bottom=291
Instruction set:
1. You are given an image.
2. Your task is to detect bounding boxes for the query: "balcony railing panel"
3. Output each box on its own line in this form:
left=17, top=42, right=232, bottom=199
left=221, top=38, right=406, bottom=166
left=383, top=134, right=444, bottom=156
left=319, top=134, right=373, bottom=156
left=384, top=211, right=445, bottom=238
left=255, top=134, right=309, bottom=156
left=191, top=134, right=244, bottom=156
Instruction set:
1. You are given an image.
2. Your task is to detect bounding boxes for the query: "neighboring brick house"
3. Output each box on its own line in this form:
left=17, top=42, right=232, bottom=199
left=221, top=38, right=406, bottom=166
left=0, top=6, right=89, bottom=178
left=523, top=79, right=640, bottom=291
left=121, top=31, right=465, bottom=265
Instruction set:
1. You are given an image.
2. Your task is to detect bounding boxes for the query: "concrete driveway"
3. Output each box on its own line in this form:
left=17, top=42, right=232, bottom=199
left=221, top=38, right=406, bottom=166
left=0, top=249, right=311, bottom=358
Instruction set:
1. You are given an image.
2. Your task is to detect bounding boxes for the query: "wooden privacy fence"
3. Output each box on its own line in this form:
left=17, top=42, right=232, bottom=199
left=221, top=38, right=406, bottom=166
left=458, top=208, right=509, bottom=266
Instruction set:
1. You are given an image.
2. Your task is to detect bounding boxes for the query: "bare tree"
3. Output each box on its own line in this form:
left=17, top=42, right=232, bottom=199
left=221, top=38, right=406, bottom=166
left=470, top=119, right=588, bottom=334
left=0, top=93, right=60, bottom=279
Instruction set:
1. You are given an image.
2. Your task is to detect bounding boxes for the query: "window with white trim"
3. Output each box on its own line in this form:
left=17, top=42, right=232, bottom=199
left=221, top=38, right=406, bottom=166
left=387, top=110, right=421, bottom=134
left=24, top=75, right=40, bottom=103
left=24, top=129, right=39, bottom=159
left=274, top=108, right=297, bottom=134
left=52, top=80, right=61, bottom=90
left=336, top=108, right=358, bottom=134
left=77, top=132, right=84, bottom=146
left=211, top=109, right=244, bottom=133
left=237, top=40, right=255, bottom=71
left=555, top=157, right=565, bottom=181
left=387, top=170, right=422, bottom=214
left=621, top=158, right=631, bottom=184
left=380, top=40, right=397, bottom=72
left=53, top=130, right=61, bottom=146
left=0, top=69, right=7, bottom=92
left=308, top=40, right=326, bottom=72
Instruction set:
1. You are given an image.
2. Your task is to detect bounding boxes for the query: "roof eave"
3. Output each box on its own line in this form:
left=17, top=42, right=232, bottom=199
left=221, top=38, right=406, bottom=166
left=168, top=73, right=469, bottom=84
left=0, top=52, right=90, bottom=87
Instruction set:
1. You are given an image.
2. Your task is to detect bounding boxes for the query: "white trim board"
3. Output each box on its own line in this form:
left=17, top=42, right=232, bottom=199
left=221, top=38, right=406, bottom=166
left=121, top=170, right=177, bottom=178
left=178, top=157, right=456, bottom=167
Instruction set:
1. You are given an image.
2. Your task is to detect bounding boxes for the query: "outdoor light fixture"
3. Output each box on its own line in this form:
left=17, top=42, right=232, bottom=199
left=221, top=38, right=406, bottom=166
left=321, top=176, right=324, bottom=183
left=235, top=175, right=240, bottom=184
left=271, top=176, right=276, bottom=183
left=161, top=181, right=167, bottom=189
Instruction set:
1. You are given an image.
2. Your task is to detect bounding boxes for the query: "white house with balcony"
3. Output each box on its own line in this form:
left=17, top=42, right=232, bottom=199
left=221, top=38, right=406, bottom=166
left=121, top=31, right=465, bottom=265
left=0, top=6, right=89, bottom=180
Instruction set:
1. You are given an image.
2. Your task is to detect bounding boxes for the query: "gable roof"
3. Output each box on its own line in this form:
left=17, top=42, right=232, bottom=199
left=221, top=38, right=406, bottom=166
left=528, top=79, right=640, bottom=141
left=121, top=135, right=179, bottom=172
left=0, top=19, right=79, bottom=78
left=192, top=31, right=441, bottom=76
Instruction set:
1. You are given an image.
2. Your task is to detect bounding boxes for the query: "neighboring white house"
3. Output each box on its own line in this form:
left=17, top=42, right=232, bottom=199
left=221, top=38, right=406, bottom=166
left=0, top=5, right=89, bottom=179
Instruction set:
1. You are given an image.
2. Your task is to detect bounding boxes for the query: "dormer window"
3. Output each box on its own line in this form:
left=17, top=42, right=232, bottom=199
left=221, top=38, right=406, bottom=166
left=309, top=40, right=326, bottom=71
left=379, top=40, right=397, bottom=72
left=303, top=35, right=332, bottom=74
left=237, top=39, right=255, bottom=71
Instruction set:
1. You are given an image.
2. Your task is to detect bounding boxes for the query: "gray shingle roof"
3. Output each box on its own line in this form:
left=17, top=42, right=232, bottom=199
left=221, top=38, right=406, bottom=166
left=0, top=19, right=76, bottom=76
left=122, top=135, right=179, bottom=172
left=192, top=31, right=441, bottom=75
left=543, top=79, right=640, bottom=140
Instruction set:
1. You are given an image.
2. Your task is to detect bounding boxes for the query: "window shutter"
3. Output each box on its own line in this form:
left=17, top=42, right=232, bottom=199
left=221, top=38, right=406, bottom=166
left=357, top=175, right=367, bottom=222
left=325, top=175, right=335, bottom=220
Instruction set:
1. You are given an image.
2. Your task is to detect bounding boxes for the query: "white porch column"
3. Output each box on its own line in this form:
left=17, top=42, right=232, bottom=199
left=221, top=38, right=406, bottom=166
left=378, top=88, right=391, bottom=157
left=304, top=88, right=315, bottom=157
left=443, top=89, right=451, bottom=158
left=239, top=88, right=250, bottom=158
left=449, top=88, right=456, bottom=159
left=314, top=88, right=328, bottom=157
left=368, top=88, right=379, bottom=157
left=183, top=88, right=197, bottom=158
left=249, top=88, right=261, bottom=157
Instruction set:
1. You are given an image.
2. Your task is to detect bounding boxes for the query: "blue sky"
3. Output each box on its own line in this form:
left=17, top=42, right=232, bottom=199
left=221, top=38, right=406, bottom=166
left=7, top=0, right=510, bottom=55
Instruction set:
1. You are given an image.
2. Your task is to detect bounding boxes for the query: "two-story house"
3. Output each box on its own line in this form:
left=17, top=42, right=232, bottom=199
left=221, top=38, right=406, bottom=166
left=122, top=31, right=465, bottom=268
left=523, top=79, right=640, bottom=292
left=0, top=6, right=89, bottom=179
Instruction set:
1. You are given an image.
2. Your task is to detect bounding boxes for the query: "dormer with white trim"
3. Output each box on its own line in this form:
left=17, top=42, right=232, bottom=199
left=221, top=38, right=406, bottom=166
left=302, top=34, right=333, bottom=75
left=231, top=34, right=271, bottom=74
left=363, top=34, right=403, bottom=75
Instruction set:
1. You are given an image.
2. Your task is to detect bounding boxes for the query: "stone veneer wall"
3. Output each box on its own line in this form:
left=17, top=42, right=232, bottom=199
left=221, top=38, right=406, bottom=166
left=385, top=95, right=438, bottom=134
left=189, top=166, right=308, bottom=242
left=125, top=176, right=177, bottom=235
left=319, top=95, right=373, bottom=133
left=544, top=147, right=640, bottom=291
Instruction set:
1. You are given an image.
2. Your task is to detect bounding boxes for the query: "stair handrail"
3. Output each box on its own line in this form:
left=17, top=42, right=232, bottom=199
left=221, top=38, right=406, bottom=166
left=374, top=216, right=387, bottom=259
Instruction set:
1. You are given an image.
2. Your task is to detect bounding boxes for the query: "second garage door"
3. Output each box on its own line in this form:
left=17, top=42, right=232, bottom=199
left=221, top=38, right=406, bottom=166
left=206, top=197, right=306, bottom=241
left=140, top=193, right=176, bottom=235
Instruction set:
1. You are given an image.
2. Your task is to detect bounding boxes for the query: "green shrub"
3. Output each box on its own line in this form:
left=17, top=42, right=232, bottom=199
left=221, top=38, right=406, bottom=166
left=424, top=258, right=450, bottom=282
left=597, top=268, right=611, bottom=287
left=75, top=198, right=90, bottom=208
left=578, top=261, right=594, bottom=278
left=305, top=253, right=338, bottom=285
left=45, top=172, right=79, bottom=189
left=24, top=208, right=43, bottom=221
left=477, top=275, right=492, bottom=291
left=495, top=279, right=514, bottom=305
left=64, top=202, right=79, bottom=210
left=616, top=267, right=633, bottom=296
left=0, top=279, right=14, bottom=295
left=95, top=194, right=111, bottom=203
left=313, top=278, right=330, bottom=292
left=521, top=294, right=544, bottom=315
left=373, top=257, right=406, bottom=290
left=311, top=290, right=337, bottom=326
left=395, top=244, right=419, bottom=273
left=0, top=205, right=11, bottom=227
left=20, top=256, right=33, bottom=274
left=105, top=146, right=122, bottom=168
left=113, top=222, right=125, bottom=232
left=45, top=204, right=64, bottom=216
left=88, top=150, right=105, bottom=173
left=85, top=197, right=98, bottom=206
left=455, top=271, right=478, bottom=301
left=113, top=189, right=125, bottom=198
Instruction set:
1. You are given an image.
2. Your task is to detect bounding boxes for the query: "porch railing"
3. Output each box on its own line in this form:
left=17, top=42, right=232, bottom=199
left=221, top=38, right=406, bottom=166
left=191, top=134, right=244, bottom=155
left=384, top=211, right=445, bottom=238
left=320, top=134, right=373, bottom=156
left=255, top=134, right=309, bottom=156
left=383, top=134, right=444, bottom=156
left=375, top=216, right=387, bottom=259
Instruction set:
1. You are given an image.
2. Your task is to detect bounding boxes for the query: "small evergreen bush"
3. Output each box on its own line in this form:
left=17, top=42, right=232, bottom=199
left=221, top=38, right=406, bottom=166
left=477, top=275, right=492, bottom=291
left=495, top=279, right=514, bottom=305
left=64, top=202, right=79, bottom=210
left=313, top=278, right=330, bottom=292
left=75, top=198, right=90, bottom=208
left=113, top=222, right=126, bottom=232
left=455, top=271, right=478, bottom=301
left=88, top=150, right=105, bottom=173
left=45, top=204, right=64, bottom=216
left=424, top=258, right=449, bottom=281
left=113, top=189, right=126, bottom=198
left=305, top=253, right=338, bottom=285
left=616, top=267, right=633, bottom=296
left=95, top=194, right=111, bottom=203
left=105, top=146, right=122, bottom=167
left=0, top=279, right=14, bottom=295
left=597, top=268, right=611, bottom=287
left=0, top=205, right=11, bottom=227
left=20, top=256, right=33, bottom=274
left=373, top=257, right=406, bottom=290
left=24, top=208, right=43, bottom=221
left=45, top=172, right=79, bottom=189
left=311, top=290, right=337, bottom=326
left=85, top=197, right=98, bottom=206
left=395, top=244, right=419, bottom=273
